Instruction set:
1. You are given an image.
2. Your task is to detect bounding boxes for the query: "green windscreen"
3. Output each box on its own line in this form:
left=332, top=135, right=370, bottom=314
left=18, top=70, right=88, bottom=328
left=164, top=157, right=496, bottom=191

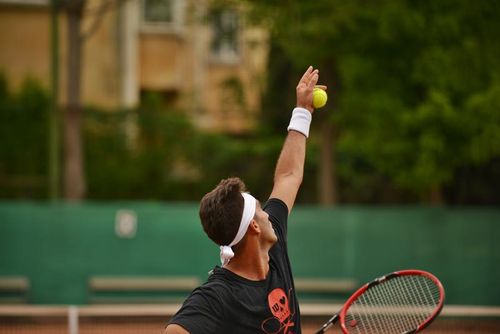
left=0, top=202, right=498, bottom=305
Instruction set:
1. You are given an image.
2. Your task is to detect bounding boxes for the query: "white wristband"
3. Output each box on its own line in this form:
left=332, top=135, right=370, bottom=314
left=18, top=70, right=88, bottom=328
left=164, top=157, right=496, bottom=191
left=287, top=107, right=312, bottom=138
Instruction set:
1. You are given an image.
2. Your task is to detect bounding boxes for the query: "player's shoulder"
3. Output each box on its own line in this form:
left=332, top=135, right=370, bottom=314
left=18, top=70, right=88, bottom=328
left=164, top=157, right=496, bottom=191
left=264, top=197, right=289, bottom=230
left=196, top=267, right=234, bottom=297
left=264, top=198, right=289, bottom=216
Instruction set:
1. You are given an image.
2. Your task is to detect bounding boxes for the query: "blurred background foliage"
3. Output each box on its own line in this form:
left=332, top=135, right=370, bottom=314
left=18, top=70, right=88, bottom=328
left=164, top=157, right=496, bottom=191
left=238, top=0, right=500, bottom=204
left=0, top=75, right=50, bottom=199
left=0, top=72, right=282, bottom=202
left=1, top=0, right=499, bottom=204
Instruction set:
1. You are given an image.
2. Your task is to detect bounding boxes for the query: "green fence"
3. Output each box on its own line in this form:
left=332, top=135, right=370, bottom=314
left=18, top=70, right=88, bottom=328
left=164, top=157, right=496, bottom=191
left=0, top=202, right=499, bottom=305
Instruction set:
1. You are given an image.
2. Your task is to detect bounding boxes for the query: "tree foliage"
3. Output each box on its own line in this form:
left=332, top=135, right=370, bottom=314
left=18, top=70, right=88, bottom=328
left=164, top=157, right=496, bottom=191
left=0, top=75, right=50, bottom=198
left=236, top=0, right=500, bottom=203
left=2, top=0, right=500, bottom=204
left=83, top=92, right=281, bottom=201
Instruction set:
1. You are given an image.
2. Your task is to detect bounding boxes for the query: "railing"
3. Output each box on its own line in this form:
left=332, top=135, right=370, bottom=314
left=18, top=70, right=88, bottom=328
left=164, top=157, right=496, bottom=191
left=1, top=304, right=499, bottom=334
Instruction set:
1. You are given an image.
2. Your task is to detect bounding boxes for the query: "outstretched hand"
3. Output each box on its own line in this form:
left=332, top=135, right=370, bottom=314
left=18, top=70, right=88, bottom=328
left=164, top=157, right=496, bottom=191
left=296, top=66, right=327, bottom=113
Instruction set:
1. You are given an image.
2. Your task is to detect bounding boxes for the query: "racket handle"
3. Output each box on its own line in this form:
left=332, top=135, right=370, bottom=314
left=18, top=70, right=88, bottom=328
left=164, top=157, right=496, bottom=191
left=315, top=314, right=339, bottom=334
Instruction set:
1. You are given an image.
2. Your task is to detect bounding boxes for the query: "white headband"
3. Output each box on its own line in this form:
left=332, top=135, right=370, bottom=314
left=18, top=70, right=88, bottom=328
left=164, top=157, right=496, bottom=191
left=220, top=192, right=256, bottom=266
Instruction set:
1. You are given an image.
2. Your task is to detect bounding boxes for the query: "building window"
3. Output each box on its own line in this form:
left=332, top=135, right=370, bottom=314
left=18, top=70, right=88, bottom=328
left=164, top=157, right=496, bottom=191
left=0, top=0, right=48, bottom=5
left=142, top=0, right=184, bottom=33
left=211, top=9, right=239, bottom=62
left=143, top=0, right=174, bottom=24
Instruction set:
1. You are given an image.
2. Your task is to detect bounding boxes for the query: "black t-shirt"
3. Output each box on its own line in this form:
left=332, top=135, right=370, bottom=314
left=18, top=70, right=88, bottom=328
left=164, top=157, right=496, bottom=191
left=169, top=198, right=301, bottom=334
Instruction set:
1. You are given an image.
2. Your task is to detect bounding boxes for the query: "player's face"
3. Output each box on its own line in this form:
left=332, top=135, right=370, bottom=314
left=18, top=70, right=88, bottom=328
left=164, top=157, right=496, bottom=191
left=254, top=201, right=278, bottom=245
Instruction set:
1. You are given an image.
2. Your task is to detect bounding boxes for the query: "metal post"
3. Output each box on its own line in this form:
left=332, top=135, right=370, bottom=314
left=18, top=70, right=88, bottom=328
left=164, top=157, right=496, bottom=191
left=68, top=305, right=79, bottom=334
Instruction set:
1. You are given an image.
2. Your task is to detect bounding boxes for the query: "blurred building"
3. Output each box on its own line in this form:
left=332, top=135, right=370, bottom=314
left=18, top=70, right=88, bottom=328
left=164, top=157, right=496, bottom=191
left=0, top=0, right=269, bottom=133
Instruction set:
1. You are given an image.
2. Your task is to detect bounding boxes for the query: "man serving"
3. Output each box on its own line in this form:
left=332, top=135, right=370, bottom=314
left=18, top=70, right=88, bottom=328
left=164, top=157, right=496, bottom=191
left=166, top=66, right=326, bottom=334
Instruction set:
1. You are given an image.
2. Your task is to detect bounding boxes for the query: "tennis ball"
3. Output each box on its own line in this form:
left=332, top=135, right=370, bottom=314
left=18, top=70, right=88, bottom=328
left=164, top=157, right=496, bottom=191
left=312, top=88, right=327, bottom=109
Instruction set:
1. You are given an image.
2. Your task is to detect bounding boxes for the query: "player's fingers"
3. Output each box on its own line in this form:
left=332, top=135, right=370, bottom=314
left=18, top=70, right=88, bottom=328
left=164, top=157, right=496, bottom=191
left=308, top=72, right=319, bottom=88
left=315, top=85, right=327, bottom=90
left=304, top=70, right=318, bottom=88
left=299, top=66, right=313, bottom=83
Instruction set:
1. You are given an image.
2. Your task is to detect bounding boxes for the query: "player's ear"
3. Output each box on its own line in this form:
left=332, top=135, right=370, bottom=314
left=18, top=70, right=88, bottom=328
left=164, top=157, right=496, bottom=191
left=249, top=219, right=260, bottom=234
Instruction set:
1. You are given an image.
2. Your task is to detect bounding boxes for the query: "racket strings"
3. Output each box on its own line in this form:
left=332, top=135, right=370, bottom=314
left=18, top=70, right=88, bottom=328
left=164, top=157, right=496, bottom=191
left=344, top=275, right=441, bottom=334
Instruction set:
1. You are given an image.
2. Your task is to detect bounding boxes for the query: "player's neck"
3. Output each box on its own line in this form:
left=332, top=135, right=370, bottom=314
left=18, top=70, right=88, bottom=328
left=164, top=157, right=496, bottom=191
left=224, top=241, right=272, bottom=281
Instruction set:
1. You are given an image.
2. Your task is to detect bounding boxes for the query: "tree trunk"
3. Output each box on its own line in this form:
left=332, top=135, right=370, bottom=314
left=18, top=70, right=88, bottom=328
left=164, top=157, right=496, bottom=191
left=63, top=0, right=86, bottom=200
left=318, top=121, right=337, bottom=205
left=429, top=185, right=443, bottom=205
left=49, top=0, right=61, bottom=200
left=317, top=60, right=339, bottom=206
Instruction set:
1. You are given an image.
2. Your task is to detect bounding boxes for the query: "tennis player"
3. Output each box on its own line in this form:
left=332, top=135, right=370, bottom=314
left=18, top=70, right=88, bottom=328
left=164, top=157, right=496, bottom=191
left=165, top=66, right=326, bottom=334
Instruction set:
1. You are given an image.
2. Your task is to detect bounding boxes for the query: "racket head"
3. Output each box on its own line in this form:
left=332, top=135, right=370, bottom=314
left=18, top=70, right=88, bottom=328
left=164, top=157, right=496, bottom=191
left=339, top=270, right=445, bottom=334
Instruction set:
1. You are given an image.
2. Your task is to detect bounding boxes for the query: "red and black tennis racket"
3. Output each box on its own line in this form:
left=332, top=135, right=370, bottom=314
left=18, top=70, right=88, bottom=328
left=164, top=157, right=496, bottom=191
left=315, top=270, right=445, bottom=334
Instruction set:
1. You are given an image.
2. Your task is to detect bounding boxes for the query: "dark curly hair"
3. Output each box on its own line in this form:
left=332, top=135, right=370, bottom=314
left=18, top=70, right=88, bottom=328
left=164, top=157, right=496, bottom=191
left=199, top=177, right=247, bottom=246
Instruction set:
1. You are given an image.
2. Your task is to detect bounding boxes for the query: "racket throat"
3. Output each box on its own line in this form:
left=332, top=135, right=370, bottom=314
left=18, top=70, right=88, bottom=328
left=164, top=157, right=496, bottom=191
left=314, top=314, right=339, bottom=334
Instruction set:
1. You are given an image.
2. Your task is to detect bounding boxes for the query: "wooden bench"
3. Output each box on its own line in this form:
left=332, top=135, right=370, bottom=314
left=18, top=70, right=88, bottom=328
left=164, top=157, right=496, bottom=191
left=88, top=276, right=201, bottom=304
left=0, top=276, right=30, bottom=304
left=88, top=276, right=357, bottom=304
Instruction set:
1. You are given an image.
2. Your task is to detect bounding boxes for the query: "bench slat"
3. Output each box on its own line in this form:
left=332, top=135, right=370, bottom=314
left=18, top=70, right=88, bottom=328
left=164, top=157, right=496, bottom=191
left=0, top=277, right=29, bottom=291
left=89, top=276, right=200, bottom=291
left=295, top=278, right=357, bottom=293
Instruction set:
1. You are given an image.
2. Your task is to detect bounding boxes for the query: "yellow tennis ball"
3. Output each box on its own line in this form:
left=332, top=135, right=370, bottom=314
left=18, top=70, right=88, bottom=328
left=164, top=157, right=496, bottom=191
left=312, top=88, right=327, bottom=109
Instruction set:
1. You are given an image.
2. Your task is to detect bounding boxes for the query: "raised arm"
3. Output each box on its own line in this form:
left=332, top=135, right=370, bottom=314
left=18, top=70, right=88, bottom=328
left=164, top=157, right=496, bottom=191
left=270, top=66, right=326, bottom=213
left=165, top=324, right=189, bottom=334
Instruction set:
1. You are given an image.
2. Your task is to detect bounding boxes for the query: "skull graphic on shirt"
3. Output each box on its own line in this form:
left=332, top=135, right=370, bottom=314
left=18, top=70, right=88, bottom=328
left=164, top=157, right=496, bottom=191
left=262, top=288, right=295, bottom=334
left=268, top=288, right=290, bottom=323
